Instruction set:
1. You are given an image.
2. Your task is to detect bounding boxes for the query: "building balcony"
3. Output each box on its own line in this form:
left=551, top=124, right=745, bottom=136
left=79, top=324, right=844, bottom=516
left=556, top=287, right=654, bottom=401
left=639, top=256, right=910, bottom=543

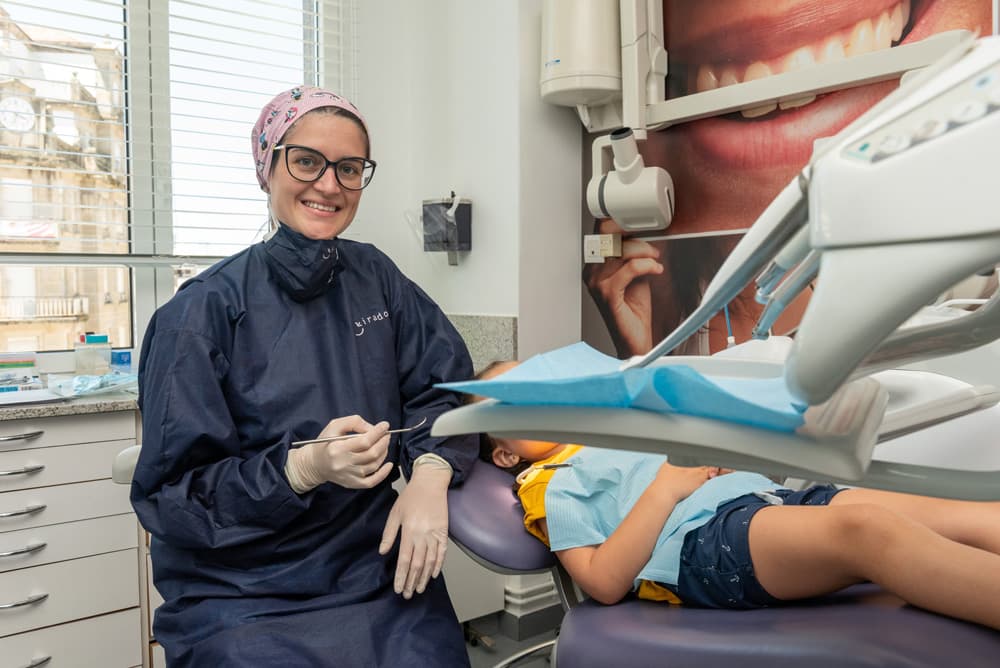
left=0, top=296, right=89, bottom=321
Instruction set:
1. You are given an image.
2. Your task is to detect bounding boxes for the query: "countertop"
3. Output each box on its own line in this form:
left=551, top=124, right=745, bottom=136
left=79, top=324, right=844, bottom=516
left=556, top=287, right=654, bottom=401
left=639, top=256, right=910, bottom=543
left=0, top=391, right=138, bottom=421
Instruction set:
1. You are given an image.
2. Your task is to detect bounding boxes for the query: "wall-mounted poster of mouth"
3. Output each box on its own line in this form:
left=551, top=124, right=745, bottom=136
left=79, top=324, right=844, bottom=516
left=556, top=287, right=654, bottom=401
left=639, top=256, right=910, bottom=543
left=583, top=0, right=995, bottom=359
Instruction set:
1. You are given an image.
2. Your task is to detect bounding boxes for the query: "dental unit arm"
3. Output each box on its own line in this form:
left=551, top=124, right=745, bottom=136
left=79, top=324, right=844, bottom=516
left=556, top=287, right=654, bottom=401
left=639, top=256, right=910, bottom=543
left=433, top=34, right=1000, bottom=500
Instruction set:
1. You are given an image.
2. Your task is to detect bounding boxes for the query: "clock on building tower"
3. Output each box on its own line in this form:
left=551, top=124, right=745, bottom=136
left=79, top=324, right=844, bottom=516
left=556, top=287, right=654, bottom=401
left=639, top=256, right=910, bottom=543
left=0, top=96, right=35, bottom=132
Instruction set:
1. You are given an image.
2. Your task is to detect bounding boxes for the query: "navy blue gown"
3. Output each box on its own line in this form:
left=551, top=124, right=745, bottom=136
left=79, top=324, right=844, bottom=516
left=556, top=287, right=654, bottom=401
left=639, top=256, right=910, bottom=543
left=131, top=225, right=477, bottom=667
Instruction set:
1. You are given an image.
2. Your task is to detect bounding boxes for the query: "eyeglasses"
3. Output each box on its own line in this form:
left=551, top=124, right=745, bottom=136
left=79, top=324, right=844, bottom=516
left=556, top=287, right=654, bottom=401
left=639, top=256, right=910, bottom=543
left=273, top=144, right=377, bottom=190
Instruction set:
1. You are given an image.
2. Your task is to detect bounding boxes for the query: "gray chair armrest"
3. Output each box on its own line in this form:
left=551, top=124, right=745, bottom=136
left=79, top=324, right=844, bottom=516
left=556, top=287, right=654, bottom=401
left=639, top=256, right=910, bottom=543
left=113, top=444, right=141, bottom=484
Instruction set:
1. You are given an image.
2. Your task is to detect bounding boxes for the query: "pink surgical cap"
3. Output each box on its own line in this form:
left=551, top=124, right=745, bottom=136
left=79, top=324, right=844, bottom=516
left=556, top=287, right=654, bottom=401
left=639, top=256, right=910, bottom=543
left=252, top=86, right=368, bottom=193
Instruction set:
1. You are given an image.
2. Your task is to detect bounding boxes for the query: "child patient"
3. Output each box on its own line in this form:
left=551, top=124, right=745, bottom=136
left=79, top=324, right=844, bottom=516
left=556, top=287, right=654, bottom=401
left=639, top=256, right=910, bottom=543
left=475, top=361, right=1000, bottom=630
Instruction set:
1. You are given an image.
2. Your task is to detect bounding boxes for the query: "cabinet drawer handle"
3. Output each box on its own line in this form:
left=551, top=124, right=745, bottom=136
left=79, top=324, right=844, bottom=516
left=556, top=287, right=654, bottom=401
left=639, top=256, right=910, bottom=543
left=19, top=657, right=51, bottom=668
left=0, top=503, right=46, bottom=519
left=0, top=592, right=48, bottom=610
left=0, top=541, right=45, bottom=558
left=0, top=464, right=44, bottom=477
left=0, top=430, right=44, bottom=443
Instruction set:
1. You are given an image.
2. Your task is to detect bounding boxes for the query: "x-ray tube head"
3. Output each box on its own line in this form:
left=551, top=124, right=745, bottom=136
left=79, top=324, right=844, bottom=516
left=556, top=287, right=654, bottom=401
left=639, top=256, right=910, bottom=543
left=587, top=128, right=675, bottom=232
left=610, top=127, right=643, bottom=182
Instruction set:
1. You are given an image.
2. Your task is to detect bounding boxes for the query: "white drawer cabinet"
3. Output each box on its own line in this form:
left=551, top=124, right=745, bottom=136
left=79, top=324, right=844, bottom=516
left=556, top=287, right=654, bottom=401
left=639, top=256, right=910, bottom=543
left=0, top=408, right=143, bottom=666
left=3, top=608, right=142, bottom=668
left=0, top=478, right=132, bottom=530
left=0, top=549, right=139, bottom=637
left=0, top=439, right=137, bottom=493
left=0, top=411, right=134, bottom=450
left=0, top=513, right=138, bottom=574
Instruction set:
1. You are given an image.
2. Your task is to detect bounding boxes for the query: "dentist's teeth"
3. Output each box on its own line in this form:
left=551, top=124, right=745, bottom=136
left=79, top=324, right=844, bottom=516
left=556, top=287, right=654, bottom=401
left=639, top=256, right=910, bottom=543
left=305, top=201, right=337, bottom=212
left=890, top=3, right=905, bottom=42
left=846, top=18, right=875, bottom=57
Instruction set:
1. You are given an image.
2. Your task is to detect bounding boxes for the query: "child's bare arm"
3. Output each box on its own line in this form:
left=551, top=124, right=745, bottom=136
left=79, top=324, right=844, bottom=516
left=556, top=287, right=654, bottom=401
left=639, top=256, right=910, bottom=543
left=553, top=463, right=720, bottom=605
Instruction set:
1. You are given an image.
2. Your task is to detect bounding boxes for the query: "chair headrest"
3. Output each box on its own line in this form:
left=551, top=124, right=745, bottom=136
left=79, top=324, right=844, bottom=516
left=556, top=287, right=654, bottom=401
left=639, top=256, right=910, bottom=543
left=448, top=459, right=557, bottom=573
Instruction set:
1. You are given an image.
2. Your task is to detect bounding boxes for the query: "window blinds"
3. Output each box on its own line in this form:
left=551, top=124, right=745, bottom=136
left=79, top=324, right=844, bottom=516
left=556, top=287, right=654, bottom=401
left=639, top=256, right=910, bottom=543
left=148, top=0, right=357, bottom=257
left=0, top=0, right=356, bottom=262
left=0, top=0, right=355, bottom=352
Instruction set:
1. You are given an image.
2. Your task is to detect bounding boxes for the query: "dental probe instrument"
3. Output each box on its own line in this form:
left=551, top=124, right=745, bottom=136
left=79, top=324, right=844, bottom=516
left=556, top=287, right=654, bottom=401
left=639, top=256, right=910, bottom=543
left=292, top=417, right=428, bottom=447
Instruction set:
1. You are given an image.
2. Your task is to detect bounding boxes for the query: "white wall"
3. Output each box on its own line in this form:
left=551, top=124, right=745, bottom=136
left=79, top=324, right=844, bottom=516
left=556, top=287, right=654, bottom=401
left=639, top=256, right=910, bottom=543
left=515, top=2, right=585, bottom=357
left=354, top=0, right=582, bottom=356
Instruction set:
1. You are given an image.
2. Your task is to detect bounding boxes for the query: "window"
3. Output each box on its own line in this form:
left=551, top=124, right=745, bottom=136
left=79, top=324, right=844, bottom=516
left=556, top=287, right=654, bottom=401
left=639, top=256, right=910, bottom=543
left=0, top=0, right=357, bottom=354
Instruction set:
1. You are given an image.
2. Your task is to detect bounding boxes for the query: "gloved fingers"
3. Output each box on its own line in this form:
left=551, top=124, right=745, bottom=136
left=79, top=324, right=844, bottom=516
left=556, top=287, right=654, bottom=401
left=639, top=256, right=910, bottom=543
left=320, top=414, right=377, bottom=439
left=348, top=436, right=391, bottom=484
left=414, top=537, right=442, bottom=595
left=338, top=422, right=390, bottom=453
left=350, top=432, right=391, bottom=466
left=430, top=528, right=448, bottom=580
left=395, top=531, right=416, bottom=597
left=355, top=461, right=394, bottom=489
left=402, top=532, right=427, bottom=599
left=378, top=502, right=402, bottom=556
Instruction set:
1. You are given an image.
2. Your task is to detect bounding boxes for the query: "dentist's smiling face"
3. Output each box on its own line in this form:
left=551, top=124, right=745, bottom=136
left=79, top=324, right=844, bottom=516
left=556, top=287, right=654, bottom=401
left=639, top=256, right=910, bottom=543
left=269, top=111, right=367, bottom=240
left=647, top=0, right=992, bottom=234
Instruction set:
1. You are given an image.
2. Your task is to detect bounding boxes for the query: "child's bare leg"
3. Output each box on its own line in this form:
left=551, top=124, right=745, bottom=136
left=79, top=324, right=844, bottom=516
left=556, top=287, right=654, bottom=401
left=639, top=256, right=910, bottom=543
left=748, top=504, right=1000, bottom=630
left=831, top=488, right=1000, bottom=555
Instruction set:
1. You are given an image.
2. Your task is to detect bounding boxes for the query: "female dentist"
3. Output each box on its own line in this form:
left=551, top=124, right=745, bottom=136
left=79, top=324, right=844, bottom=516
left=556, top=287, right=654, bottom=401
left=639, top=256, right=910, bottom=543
left=130, top=87, right=476, bottom=667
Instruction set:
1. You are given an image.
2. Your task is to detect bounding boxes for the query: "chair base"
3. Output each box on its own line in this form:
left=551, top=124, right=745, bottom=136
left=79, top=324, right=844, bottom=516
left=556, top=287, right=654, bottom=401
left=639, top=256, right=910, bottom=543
left=491, top=639, right=556, bottom=668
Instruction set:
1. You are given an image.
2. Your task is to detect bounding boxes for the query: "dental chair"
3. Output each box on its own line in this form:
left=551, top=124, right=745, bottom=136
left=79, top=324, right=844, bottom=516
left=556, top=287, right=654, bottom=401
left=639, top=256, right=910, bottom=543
left=449, top=455, right=1000, bottom=668
left=438, top=33, right=1000, bottom=668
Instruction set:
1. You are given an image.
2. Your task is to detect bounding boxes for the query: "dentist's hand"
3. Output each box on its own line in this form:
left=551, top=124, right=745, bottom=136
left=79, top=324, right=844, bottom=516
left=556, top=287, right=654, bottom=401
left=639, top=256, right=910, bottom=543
left=284, top=415, right=392, bottom=492
left=379, top=457, right=452, bottom=599
left=583, top=218, right=664, bottom=357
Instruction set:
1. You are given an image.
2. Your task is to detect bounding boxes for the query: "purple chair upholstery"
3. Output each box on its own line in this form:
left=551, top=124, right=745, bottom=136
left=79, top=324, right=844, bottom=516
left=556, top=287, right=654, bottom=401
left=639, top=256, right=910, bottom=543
left=448, top=457, right=556, bottom=574
left=556, top=586, right=1000, bottom=667
left=448, top=459, right=1000, bottom=668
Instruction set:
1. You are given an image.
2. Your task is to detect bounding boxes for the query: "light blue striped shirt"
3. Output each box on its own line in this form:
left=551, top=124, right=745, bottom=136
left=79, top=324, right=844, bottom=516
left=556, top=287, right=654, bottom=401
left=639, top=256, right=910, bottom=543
left=544, top=448, right=780, bottom=587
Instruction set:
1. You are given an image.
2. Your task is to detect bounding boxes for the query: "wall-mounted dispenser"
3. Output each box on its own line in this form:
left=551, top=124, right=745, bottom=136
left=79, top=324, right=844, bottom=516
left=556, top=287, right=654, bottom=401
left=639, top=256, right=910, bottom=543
left=423, top=192, right=471, bottom=266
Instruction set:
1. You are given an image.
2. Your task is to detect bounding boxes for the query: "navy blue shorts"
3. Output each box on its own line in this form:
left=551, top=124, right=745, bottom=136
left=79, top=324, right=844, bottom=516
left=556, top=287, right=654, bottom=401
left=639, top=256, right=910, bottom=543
left=666, top=484, right=843, bottom=609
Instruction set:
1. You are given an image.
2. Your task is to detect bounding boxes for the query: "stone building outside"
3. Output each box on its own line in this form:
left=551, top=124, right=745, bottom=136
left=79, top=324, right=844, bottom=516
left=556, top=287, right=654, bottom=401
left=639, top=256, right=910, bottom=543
left=0, top=5, right=131, bottom=354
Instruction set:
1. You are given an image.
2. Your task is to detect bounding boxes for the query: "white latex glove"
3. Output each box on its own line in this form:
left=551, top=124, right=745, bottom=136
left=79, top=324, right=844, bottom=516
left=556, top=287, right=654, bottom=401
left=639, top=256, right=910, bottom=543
left=378, top=456, right=453, bottom=598
left=284, top=415, right=392, bottom=492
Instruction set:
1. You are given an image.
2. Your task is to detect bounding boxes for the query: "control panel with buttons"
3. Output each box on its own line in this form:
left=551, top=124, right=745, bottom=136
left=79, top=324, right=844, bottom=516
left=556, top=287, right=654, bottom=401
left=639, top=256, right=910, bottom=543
left=845, top=63, right=1000, bottom=163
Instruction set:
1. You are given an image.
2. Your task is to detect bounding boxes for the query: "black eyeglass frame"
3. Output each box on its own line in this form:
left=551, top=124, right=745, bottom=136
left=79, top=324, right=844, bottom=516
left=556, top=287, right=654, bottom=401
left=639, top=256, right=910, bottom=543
left=273, top=144, right=377, bottom=191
